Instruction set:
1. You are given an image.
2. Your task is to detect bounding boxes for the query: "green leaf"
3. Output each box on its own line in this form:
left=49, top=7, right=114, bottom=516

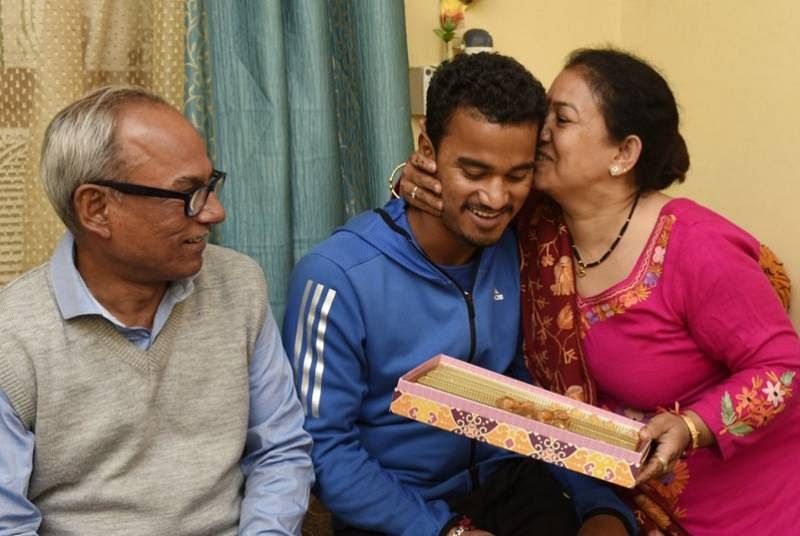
left=728, top=422, right=754, bottom=437
left=721, top=392, right=736, bottom=426
left=780, top=371, right=795, bottom=386
left=442, top=20, right=457, bottom=32
left=433, top=28, right=445, bottom=39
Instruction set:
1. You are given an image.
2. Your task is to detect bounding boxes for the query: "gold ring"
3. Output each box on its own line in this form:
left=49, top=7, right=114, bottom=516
left=654, top=455, right=669, bottom=474
left=411, top=185, right=419, bottom=200
left=387, top=162, right=405, bottom=199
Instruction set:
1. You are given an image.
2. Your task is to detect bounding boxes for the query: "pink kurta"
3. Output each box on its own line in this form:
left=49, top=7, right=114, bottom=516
left=577, top=198, right=800, bottom=534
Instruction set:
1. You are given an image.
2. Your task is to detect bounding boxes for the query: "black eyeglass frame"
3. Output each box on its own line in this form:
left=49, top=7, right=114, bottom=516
left=91, top=169, right=226, bottom=217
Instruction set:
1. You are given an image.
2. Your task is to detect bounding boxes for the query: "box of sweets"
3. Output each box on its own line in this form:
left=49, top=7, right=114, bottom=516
left=389, top=354, right=650, bottom=488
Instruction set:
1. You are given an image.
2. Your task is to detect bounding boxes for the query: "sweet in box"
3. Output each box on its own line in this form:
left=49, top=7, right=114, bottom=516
left=390, top=354, right=650, bottom=488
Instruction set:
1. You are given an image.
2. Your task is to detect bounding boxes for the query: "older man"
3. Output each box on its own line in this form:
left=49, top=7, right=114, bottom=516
left=0, top=87, right=313, bottom=535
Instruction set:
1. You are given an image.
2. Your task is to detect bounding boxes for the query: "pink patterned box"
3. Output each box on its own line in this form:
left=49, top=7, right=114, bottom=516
left=390, top=354, right=650, bottom=488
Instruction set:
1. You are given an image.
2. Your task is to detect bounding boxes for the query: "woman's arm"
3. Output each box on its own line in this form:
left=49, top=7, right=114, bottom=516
left=637, top=217, right=800, bottom=483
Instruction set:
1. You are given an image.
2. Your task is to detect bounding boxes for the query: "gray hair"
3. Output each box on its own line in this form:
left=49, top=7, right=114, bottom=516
left=40, top=85, right=172, bottom=234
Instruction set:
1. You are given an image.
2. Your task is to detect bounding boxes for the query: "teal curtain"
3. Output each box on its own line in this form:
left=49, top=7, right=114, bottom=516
left=185, top=0, right=412, bottom=323
left=184, top=0, right=216, bottom=163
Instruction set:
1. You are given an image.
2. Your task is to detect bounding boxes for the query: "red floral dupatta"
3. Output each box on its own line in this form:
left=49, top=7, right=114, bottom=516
left=515, top=193, right=688, bottom=536
left=516, top=193, right=595, bottom=404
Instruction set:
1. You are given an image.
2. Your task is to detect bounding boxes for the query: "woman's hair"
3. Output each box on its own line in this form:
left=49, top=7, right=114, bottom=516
left=565, top=48, right=690, bottom=191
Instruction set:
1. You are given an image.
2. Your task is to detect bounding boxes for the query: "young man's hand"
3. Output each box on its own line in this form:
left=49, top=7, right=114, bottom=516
left=577, top=514, right=629, bottom=536
left=446, top=529, right=494, bottom=536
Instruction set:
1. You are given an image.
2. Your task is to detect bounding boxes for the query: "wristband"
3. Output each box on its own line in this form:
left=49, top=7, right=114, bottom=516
left=451, top=515, right=474, bottom=535
left=440, top=514, right=474, bottom=536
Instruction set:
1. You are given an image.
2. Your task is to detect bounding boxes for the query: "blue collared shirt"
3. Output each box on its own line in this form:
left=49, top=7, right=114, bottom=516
left=0, top=234, right=313, bottom=535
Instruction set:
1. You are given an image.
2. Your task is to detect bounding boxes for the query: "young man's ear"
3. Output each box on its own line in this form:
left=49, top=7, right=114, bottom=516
left=72, top=184, right=113, bottom=239
left=417, top=120, right=436, bottom=160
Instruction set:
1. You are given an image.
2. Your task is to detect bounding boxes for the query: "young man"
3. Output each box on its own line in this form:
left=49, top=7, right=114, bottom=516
left=0, top=87, right=313, bottom=535
left=283, top=53, right=634, bottom=536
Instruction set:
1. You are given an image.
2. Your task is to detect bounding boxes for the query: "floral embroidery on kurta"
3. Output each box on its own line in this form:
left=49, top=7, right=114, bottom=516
left=580, top=215, right=675, bottom=331
left=720, top=371, right=795, bottom=436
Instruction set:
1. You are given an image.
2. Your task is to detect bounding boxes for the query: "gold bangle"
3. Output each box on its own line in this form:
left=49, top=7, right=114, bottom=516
left=680, top=413, right=701, bottom=450
left=387, top=162, right=405, bottom=199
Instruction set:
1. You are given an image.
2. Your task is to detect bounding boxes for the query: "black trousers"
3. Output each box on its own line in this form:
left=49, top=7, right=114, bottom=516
left=335, top=458, right=579, bottom=536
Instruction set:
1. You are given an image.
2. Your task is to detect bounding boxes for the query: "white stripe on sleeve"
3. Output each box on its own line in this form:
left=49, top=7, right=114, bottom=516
left=310, top=288, right=337, bottom=417
left=300, top=283, right=325, bottom=414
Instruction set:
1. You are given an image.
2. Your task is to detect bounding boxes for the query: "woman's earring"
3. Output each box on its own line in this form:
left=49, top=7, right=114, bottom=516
left=609, top=164, right=622, bottom=176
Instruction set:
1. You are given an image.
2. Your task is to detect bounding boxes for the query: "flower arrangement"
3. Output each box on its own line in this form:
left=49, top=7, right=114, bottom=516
left=434, top=0, right=468, bottom=45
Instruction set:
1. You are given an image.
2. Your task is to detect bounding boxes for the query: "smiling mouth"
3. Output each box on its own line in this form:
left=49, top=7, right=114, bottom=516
left=467, top=206, right=507, bottom=220
left=185, top=233, right=209, bottom=244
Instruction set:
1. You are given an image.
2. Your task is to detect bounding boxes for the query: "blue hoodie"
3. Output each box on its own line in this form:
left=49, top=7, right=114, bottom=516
left=283, top=199, right=633, bottom=536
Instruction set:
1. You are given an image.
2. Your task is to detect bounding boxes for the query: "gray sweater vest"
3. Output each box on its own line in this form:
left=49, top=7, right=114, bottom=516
left=0, top=245, right=267, bottom=535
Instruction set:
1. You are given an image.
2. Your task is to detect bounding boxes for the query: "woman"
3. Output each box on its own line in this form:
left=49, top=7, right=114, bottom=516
left=398, top=48, right=800, bottom=535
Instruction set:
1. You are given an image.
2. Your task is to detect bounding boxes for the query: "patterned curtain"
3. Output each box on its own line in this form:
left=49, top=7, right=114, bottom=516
left=0, top=0, right=186, bottom=285
left=193, top=0, right=413, bottom=322
left=1, top=0, right=413, bottom=327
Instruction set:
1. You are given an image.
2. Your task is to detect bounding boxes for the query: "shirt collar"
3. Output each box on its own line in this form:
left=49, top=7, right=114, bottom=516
left=48, top=232, right=196, bottom=327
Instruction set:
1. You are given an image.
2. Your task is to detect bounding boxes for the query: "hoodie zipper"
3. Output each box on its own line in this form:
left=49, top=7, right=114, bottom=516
left=458, top=290, right=480, bottom=490
left=431, top=273, right=480, bottom=491
left=374, top=208, right=482, bottom=491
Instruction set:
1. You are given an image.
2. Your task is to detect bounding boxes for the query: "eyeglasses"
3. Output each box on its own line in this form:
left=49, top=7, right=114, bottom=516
left=92, top=169, right=226, bottom=217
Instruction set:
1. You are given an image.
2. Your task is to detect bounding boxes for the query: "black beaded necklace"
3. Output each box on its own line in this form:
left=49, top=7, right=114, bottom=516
left=571, top=192, right=641, bottom=277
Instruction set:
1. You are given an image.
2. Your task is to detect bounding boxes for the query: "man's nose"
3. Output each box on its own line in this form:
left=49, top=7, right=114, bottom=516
left=196, top=192, right=226, bottom=223
left=477, top=177, right=508, bottom=209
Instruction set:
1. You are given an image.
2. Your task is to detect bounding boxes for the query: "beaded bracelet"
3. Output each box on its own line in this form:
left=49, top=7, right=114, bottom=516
left=451, top=515, right=474, bottom=536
